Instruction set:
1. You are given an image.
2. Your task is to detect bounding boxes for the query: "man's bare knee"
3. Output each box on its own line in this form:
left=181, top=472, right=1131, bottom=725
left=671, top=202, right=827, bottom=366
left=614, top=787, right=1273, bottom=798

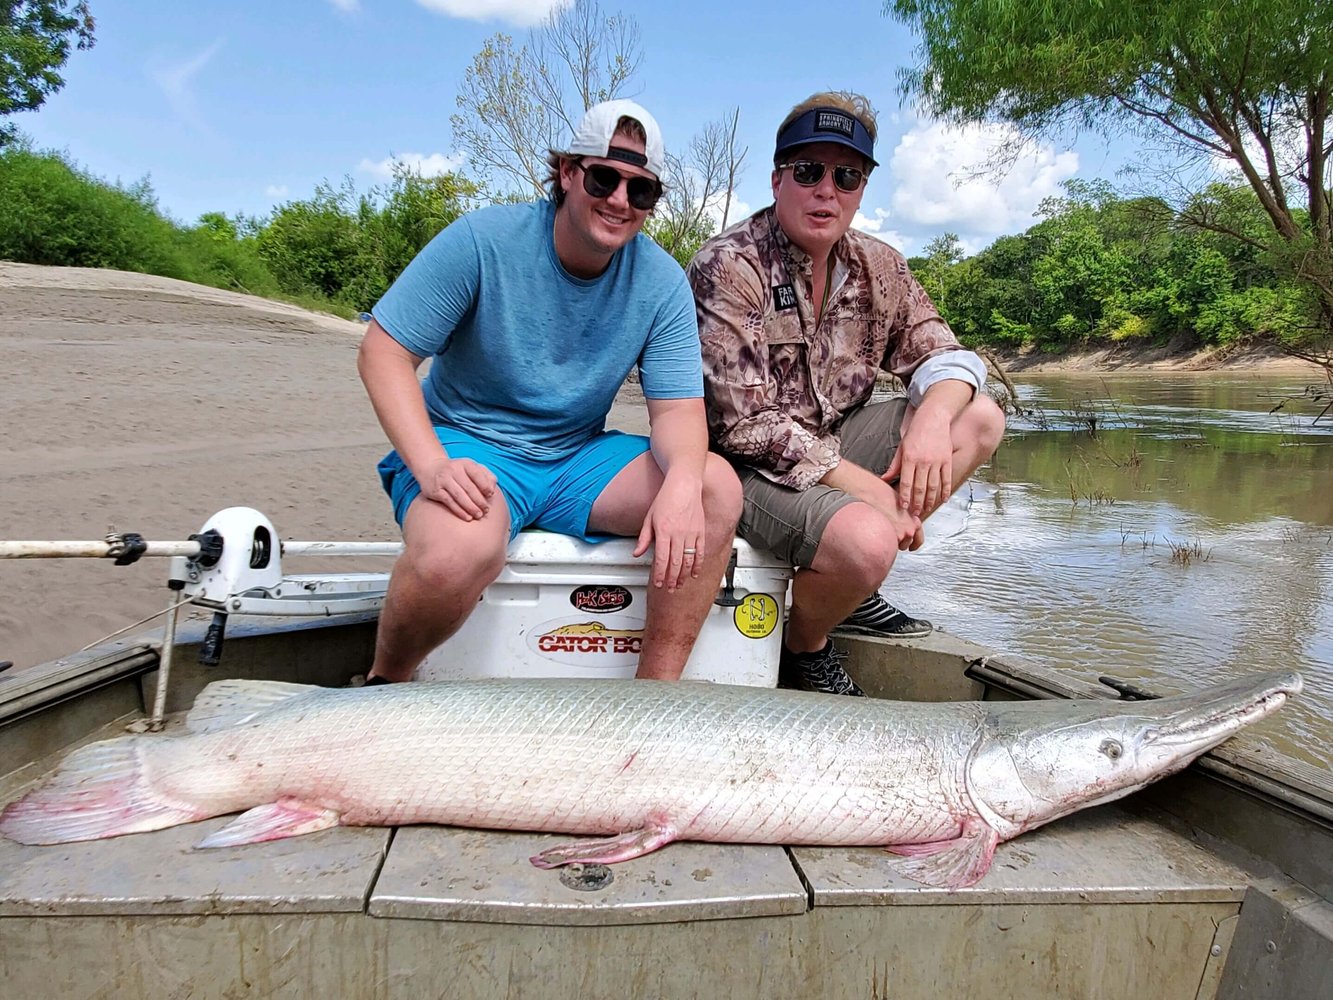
left=409, top=543, right=504, bottom=597
left=813, top=506, right=898, bottom=591
left=401, top=507, right=508, bottom=598
left=958, top=394, right=1006, bottom=460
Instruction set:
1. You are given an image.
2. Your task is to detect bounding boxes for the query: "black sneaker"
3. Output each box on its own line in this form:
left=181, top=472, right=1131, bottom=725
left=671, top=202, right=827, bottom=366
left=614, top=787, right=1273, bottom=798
left=837, top=593, right=932, bottom=638
left=778, top=642, right=865, bottom=697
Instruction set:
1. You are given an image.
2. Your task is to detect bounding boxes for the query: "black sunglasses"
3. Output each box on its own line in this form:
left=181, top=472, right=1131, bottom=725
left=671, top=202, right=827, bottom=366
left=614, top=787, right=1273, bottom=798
left=776, top=160, right=867, bottom=193
left=573, top=161, right=662, bottom=211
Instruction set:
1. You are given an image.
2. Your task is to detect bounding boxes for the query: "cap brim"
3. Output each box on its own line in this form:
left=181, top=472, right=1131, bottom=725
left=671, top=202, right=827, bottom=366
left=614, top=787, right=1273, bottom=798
left=776, top=133, right=878, bottom=168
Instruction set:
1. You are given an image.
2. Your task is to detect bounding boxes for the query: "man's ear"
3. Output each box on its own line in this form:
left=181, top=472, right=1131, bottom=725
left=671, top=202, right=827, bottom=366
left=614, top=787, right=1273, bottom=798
left=558, top=157, right=577, bottom=197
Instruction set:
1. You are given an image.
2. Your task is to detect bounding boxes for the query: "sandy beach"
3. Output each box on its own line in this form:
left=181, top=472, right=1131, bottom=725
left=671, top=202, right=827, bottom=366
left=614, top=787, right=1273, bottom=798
left=0, top=262, right=1317, bottom=672
left=0, top=262, right=651, bottom=671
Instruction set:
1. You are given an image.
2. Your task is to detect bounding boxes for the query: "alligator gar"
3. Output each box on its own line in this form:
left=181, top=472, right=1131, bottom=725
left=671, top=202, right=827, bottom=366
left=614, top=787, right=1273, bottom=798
left=0, top=671, right=1299, bottom=889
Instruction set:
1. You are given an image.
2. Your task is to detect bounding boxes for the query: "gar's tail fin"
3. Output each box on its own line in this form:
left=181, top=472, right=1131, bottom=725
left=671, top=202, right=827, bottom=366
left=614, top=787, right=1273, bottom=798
left=0, top=736, right=212, bottom=845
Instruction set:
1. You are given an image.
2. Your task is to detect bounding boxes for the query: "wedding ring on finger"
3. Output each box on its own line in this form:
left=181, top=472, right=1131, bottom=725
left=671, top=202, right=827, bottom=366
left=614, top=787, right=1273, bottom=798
left=683, top=547, right=697, bottom=555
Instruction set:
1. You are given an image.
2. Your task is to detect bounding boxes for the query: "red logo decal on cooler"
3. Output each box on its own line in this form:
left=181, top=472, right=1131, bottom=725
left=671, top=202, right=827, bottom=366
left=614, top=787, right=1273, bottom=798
left=529, top=619, right=646, bottom=667
left=570, top=585, right=633, bottom=614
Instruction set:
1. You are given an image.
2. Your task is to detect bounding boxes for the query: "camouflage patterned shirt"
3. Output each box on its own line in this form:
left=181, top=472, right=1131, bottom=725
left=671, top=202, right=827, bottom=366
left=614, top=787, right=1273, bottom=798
left=687, top=206, right=973, bottom=490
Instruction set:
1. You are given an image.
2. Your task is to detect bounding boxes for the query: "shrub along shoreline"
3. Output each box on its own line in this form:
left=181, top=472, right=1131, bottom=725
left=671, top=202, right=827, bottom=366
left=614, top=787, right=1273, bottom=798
left=1, top=144, right=1325, bottom=361
left=0, top=143, right=479, bottom=321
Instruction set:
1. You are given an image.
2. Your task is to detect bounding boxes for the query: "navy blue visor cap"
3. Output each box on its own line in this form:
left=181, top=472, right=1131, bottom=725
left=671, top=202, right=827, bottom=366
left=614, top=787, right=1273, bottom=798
left=774, top=107, right=877, bottom=168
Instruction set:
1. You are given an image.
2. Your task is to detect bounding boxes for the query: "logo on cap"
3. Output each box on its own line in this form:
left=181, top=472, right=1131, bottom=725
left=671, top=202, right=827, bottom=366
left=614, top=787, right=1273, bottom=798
left=815, top=111, right=855, bottom=138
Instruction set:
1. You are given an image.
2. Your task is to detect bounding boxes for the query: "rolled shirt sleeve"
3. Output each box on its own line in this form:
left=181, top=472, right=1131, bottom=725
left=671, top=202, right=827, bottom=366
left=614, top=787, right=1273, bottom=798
left=905, top=349, right=987, bottom=408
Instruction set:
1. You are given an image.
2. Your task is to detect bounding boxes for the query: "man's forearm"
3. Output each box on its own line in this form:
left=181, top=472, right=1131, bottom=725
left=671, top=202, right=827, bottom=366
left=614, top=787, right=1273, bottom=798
left=820, top=458, right=898, bottom=513
left=357, top=325, right=444, bottom=476
left=647, top=398, right=708, bottom=485
left=912, top=379, right=974, bottom=427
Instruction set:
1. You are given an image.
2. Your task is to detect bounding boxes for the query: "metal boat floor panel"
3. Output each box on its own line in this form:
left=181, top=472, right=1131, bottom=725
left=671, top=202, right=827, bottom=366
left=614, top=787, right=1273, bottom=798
left=0, top=803, right=1256, bottom=922
left=0, top=819, right=388, bottom=917
left=793, top=804, right=1253, bottom=906
left=369, top=825, right=808, bottom=925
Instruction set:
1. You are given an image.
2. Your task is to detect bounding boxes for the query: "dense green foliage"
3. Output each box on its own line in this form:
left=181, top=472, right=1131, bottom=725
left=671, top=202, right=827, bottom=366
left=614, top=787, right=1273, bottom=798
left=911, top=180, right=1314, bottom=352
left=1, top=142, right=1317, bottom=350
left=0, top=144, right=478, bottom=314
left=643, top=212, right=715, bottom=269
left=1, top=1, right=94, bottom=145
left=888, top=0, right=1333, bottom=339
left=0, top=142, right=274, bottom=289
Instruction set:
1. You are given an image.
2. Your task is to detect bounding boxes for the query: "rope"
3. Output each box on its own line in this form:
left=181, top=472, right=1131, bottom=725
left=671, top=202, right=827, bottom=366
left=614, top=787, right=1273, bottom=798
left=78, top=596, right=198, bottom=652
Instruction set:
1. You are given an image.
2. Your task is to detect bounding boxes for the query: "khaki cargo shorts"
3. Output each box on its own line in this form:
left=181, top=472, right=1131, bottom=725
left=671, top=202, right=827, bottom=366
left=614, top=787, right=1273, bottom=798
left=733, top=398, right=908, bottom=568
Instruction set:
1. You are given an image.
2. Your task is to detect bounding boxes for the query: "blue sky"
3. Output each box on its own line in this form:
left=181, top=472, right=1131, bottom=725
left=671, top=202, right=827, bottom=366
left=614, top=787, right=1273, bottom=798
left=18, top=0, right=1132, bottom=257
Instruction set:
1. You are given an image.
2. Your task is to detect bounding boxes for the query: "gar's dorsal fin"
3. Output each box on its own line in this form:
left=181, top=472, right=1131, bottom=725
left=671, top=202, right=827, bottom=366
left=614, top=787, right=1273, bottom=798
left=186, top=679, right=319, bottom=733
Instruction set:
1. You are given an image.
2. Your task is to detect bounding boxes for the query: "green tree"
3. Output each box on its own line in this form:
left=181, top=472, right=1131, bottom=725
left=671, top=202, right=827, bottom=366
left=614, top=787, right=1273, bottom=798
left=256, top=181, right=366, bottom=302
left=643, top=211, right=714, bottom=269
left=1, top=1, right=95, bottom=145
left=917, top=232, right=964, bottom=312
left=368, top=164, right=480, bottom=280
left=195, top=211, right=237, bottom=243
left=252, top=167, right=479, bottom=310
left=651, top=108, right=747, bottom=264
left=887, top=0, right=1333, bottom=342
left=450, top=1, right=746, bottom=262
left=451, top=0, right=641, bottom=197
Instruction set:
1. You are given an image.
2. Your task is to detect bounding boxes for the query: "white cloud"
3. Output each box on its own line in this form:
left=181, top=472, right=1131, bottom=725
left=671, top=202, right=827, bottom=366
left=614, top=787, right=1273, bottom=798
left=851, top=208, right=915, bottom=256
left=414, top=0, right=569, bottom=27
left=265, top=184, right=289, bottom=198
left=701, top=191, right=751, bottom=231
left=357, top=151, right=468, bottom=181
left=885, top=116, right=1078, bottom=246
left=327, top=0, right=360, bottom=10
left=149, top=41, right=224, bottom=138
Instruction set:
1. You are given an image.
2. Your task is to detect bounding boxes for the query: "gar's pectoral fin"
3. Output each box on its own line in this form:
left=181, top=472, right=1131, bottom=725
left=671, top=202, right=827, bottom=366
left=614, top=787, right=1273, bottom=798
left=884, top=818, right=1000, bottom=890
left=196, top=798, right=341, bottom=848
left=529, top=822, right=678, bottom=869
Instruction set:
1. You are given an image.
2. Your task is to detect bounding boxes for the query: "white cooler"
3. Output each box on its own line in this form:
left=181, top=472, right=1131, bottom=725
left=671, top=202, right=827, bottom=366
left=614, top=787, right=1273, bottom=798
left=417, top=532, right=791, bottom=687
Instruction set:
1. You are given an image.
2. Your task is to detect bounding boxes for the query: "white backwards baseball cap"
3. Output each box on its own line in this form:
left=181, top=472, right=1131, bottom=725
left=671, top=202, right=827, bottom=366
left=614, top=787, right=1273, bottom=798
left=566, top=99, right=665, bottom=179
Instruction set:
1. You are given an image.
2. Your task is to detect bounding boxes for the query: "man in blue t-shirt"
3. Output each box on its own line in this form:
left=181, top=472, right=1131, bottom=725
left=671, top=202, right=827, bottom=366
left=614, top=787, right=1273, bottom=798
left=358, top=100, right=742, bottom=684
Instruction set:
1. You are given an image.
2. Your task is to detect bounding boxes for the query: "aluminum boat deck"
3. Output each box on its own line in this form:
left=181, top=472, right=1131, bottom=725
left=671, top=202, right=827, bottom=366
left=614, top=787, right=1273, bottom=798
left=1, top=616, right=1329, bottom=998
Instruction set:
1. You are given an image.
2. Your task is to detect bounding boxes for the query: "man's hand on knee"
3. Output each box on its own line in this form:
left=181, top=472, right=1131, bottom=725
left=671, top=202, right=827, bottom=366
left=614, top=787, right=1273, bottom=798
left=418, top=456, right=498, bottom=521
left=886, top=422, right=953, bottom=519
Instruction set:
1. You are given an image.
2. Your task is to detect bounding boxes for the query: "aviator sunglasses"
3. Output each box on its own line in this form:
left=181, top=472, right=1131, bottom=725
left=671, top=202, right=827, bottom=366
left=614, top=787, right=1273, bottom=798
left=573, top=161, right=663, bottom=211
left=776, top=160, right=867, bottom=193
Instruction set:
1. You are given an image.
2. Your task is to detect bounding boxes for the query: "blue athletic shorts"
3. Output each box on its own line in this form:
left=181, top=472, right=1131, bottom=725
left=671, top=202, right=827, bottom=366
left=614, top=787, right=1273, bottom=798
left=377, top=426, right=651, bottom=542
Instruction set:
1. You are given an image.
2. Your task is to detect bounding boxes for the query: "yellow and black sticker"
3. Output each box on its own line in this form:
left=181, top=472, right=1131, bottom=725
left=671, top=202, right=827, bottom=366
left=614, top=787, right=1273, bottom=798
left=733, top=593, right=779, bottom=639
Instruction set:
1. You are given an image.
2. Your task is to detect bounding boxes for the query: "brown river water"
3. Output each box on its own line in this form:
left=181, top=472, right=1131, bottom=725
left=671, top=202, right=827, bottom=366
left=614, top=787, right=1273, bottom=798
left=889, top=372, right=1333, bottom=771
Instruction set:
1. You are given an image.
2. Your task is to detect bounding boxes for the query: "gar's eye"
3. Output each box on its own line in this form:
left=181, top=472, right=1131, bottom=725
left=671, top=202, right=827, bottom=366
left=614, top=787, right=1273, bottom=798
left=1100, top=739, right=1123, bottom=759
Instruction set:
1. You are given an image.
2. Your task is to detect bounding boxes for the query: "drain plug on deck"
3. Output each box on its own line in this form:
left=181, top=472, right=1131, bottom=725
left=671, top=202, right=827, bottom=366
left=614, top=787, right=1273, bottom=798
left=559, top=863, right=614, bottom=892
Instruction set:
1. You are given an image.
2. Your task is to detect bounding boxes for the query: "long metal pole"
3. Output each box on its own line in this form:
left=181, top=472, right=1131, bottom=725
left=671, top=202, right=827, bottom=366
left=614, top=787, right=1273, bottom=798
left=0, top=540, right=404, bottom=559
left=148, top=594, right=180, bottom=732
left=0, top=541, right=203, bottom=558
left=280, top=541, right=403, bottom=556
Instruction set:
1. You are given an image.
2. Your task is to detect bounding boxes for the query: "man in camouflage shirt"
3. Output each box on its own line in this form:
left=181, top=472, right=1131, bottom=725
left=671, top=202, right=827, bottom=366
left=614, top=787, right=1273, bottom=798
left=687, top=91, right=1005, bottom=696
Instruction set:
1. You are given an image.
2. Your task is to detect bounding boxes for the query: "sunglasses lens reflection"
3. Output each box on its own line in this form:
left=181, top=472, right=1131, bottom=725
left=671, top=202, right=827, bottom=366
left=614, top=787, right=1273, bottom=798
left=833, top=166, right=864, bottom=192
left=790, top=161, right=825, bottom=186
left=785, top=161, right=864, bottom=192
left=581, top=164, right=661, bottom=210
